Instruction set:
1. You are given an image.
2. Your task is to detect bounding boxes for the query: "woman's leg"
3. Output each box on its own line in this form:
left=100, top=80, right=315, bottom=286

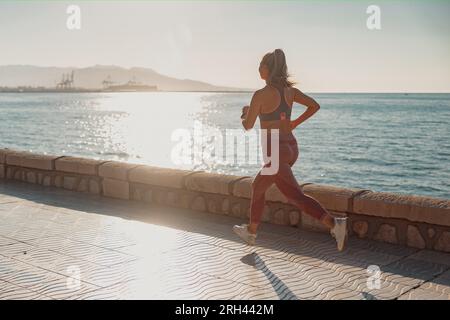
left=248, top=168, right=276, bottom=234
left=275, top=142, right=335, bottom=229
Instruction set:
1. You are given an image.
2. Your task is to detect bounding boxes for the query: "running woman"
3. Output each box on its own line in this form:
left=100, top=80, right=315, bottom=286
left=233, top=49, right=348, bottom=251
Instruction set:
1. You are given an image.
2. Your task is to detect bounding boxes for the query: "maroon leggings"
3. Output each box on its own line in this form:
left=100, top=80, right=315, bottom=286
left=250, top=134, right=328, bottom=225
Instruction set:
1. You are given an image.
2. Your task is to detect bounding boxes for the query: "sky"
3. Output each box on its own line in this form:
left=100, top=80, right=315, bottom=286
left=0, top=0, right=449, bottom=92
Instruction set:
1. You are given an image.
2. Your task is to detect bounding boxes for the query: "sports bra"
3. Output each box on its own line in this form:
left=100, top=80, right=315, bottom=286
left=259, top=85, right=292, bottom=121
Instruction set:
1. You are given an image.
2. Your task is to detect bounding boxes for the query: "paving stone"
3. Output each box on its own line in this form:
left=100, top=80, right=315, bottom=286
left=0, top=236, right=17, bottom=247
left=380, top=258, right=448, bottom=285
left=398, top=287, right=450, bottom=300
left=408, top=250, right=450, bottom=267
left=0, top=280, right=49, bottom=300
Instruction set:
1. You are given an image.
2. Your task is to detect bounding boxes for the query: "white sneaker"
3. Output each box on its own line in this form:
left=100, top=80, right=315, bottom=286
left=233, top=224, right=257, bottom=246
left=330, top=217, right=348, bottom=252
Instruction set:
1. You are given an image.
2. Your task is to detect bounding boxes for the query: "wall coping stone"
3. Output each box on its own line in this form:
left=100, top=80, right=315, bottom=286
left=128, top=165, right=197, bottom=189
left=55, top=156, right=110, bottom=176
left=98, top=161, right=143, bottom=180
left=184, top=172, right=249, bottom=196
left=4, top=149, right=61, bottom=171
left=353, top=191, right=450, bottom=227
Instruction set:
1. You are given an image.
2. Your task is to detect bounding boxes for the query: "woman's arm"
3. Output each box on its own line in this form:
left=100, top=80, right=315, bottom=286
left=290, top=88, right=320, bottom=130
left=241, top=90, right=262, bottom=131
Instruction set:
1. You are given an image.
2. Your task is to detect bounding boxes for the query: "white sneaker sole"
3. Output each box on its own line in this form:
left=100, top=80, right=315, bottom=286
left=332, top=218, right=348, bottom=252
left=233, top=225, right=256, bottom=246
left=337, top=232, right=348, bottom=252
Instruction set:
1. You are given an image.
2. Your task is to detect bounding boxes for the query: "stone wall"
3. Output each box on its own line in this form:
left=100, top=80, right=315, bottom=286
left=1, top=147, right=449, bottom=252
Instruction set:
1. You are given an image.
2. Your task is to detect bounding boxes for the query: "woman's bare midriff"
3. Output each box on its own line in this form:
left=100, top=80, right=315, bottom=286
left=260, top=119, right=292, bottom=134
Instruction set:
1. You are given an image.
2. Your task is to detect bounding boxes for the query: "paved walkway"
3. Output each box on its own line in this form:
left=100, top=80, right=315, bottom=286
left=0, top=180, right=449, bottom=300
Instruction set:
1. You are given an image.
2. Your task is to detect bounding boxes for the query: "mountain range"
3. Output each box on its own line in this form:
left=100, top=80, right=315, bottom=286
left=0, top=65, right=250, bottom=92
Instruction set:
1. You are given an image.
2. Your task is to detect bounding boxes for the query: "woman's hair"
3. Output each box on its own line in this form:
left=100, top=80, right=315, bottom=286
left=261, top=48, right=295, bottom=87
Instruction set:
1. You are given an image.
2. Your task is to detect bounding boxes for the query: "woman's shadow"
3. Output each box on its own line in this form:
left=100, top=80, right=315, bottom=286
left=240, top=252, right=377, bottom=300
left=241, top=252, right=298, bottom=300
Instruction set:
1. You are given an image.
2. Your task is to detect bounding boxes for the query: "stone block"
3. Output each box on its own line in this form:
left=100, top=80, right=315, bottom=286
left=302, top=183, right=368, bottom=213
left=6, top=150, right=58, bottom=170
left=89, top=179, right=101, bottom=194
left=55, top=156, right=104, bottom=175
left=353, top=191, right=450, bottom=227
left=98, top=161, right=141, bottom=180
left=434, top=231, right=450, bottom=253
left=374, top=224, right=398, bottom=244
left=301, top=212, right=329, bottom=232
left=406, top=225, right=426, bottom=249
left=102, top=178, right=130, bottom=200
left=63, top=176, right=78, bottom=190
left=352, top=220, right=369, bottom=238
left=185, top=172, right=246, bottom=195
left=289, top=210, right=300, bottom=226
left=191, top=196, right=206, bottom=211
left=129, top=165, right=194, bottom=189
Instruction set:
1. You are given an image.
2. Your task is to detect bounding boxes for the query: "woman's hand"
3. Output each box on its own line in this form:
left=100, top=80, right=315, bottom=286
left=241, top=105, right=250, bottom=119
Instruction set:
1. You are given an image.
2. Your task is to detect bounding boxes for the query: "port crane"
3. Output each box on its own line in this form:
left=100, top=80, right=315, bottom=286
left=56, top=71, right=74, bottom=89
